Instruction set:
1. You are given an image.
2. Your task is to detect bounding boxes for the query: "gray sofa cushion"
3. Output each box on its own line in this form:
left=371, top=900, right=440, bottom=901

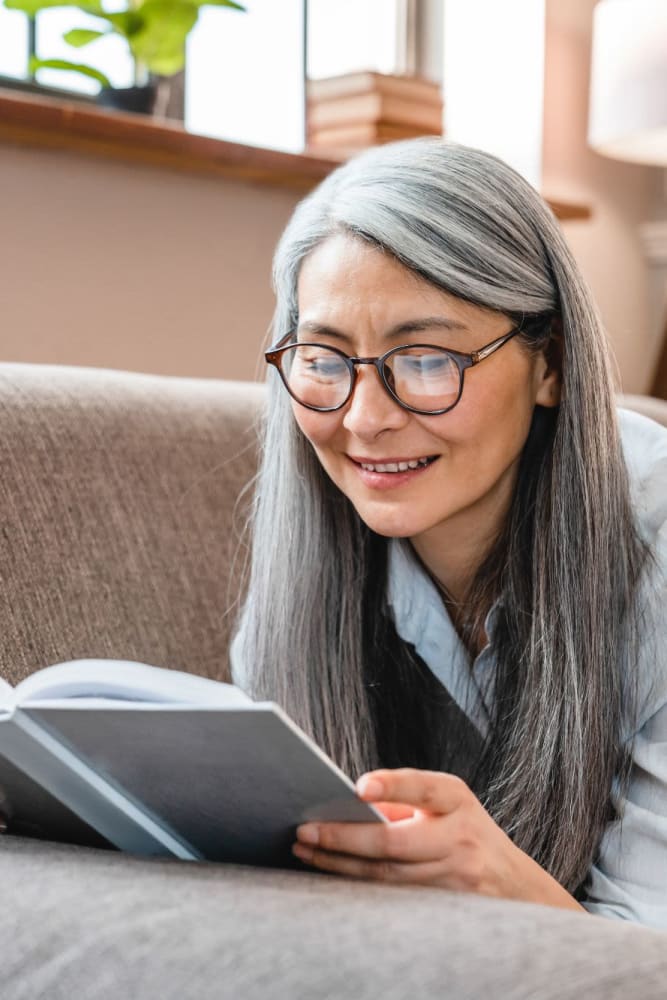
left=3, top=835, right=667, bottom=1000
left=0, top=364, right=264, bottom=686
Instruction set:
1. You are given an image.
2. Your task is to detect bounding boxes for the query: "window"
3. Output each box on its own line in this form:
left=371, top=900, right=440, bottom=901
left=442, top=0, right=546, bottom=185
left=307, top=0, right=403, bottom=79
left=0, top=8, right=29, bottom=79
left=0, top=5, right=134, bottom=91
left=0, top=0, right=412, bottom=153
left=186, top=0, right=304, bottom=153
left=36, top=7, right=134, bottom=92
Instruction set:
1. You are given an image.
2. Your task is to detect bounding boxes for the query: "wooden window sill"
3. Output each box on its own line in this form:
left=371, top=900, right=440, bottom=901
left=0, top=88, right=591, bottom=218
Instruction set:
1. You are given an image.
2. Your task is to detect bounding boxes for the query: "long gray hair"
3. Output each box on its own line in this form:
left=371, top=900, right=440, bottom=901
left=237, top=139, right=648, bottom=893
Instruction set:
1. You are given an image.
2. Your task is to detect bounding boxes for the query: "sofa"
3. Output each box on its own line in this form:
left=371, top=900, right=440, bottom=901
left=1, top=362, right=666, bottom=1000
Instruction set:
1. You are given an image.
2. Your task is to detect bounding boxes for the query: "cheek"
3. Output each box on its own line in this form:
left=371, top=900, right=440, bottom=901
left=291, top=403, right=341, bottom=451
left=421, top=364, right=537, bottom=459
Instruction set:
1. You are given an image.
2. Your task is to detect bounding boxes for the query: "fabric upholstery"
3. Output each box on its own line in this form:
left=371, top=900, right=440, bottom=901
left=1, top=364, right=666, bottom=998
left=0, top=364, right=264, bottom=686
left=3, top=835, right=667, bottom=1000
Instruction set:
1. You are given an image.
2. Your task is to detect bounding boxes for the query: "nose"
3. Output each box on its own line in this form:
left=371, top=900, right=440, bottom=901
left=341, top=363, right=409, bottom=439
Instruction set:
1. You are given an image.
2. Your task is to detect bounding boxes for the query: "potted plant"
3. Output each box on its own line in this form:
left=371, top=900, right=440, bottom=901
left=3, top=0, right=245, bottom=115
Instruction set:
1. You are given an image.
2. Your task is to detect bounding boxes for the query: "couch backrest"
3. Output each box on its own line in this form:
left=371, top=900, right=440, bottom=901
left=0, top=364, right=264, bottom=686
left=1, top=363, right=662, bottom=689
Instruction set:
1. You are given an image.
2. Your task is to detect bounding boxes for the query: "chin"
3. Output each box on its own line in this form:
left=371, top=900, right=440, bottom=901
left=360, top=521, right=414, bottom=538
left=352, top=505, right=426, bottom=539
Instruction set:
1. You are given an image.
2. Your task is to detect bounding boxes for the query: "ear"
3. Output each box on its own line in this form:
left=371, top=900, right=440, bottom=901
left=534, top=316, right=563, bottom=408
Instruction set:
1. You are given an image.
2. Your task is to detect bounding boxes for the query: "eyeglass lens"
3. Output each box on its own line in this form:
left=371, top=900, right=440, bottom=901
left=280, top=344, right=461, bottom=412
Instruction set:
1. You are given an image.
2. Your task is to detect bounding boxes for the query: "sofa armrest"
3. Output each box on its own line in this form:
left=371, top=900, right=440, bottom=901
left=2, top=836, right=666, bottom=999
left=618, top=393, right=667, bottom=427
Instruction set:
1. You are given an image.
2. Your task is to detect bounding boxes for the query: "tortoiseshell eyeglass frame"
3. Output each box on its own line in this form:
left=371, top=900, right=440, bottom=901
left=264, top=314, right=552, bottom=416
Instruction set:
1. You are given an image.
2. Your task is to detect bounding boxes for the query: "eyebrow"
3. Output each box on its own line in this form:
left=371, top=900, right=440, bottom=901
left=296, top=317, right=470, bottom=341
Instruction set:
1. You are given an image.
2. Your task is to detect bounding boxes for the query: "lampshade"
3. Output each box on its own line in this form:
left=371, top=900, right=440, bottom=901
left=588, top=0, right=667, bottom=165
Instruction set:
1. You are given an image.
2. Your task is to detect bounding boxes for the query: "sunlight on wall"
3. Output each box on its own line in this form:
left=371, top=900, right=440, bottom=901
left=443, top=0, right=546, bottom=187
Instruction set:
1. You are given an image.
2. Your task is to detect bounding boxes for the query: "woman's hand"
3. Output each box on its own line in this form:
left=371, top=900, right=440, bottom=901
left=293, top=768, right=584, bottom=911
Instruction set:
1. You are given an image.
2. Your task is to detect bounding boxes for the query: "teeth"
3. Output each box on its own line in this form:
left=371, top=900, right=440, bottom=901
left=360, top=457, right=432, bottom=473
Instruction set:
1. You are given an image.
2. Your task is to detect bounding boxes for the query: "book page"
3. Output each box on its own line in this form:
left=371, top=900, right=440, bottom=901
left=14, top=660, right=251, bottom=709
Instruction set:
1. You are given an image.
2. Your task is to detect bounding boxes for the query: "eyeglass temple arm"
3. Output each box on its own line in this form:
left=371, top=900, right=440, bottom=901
left=470, top=329, right=518, bottom=365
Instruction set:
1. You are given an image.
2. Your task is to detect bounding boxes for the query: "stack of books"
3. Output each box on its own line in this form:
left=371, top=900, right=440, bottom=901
left=306, top=71, right=443, bottom=158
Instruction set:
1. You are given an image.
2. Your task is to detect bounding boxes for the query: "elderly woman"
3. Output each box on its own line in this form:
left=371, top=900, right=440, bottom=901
left=231, top=139, right=666, bottom=927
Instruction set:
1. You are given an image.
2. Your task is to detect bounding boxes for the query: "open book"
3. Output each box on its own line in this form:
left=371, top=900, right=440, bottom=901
left=0, top=660, right=382, bottom=866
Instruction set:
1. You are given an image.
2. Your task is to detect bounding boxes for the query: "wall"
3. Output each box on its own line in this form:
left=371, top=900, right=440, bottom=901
left=1, top=1, right=665, bottom=392
left=0, top=141, right=300, bottom=381
left=542, top=0, right=664, bottom=392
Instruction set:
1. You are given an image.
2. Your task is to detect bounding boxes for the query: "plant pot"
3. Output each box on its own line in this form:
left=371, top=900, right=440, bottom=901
left=96, top=84, right=157, bottom=115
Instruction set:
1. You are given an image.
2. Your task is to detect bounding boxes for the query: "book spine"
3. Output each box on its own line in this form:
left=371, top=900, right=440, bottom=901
left=307, top=72, right=442, bottom=106
left=308, top=94, right=442, bottom=131
left=308, top=122, right=440, bottom=147
left=1, top=710, right=202, bottom=860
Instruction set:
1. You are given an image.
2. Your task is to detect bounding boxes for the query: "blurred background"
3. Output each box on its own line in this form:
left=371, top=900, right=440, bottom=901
left=0, top=0, right=665, bottom=395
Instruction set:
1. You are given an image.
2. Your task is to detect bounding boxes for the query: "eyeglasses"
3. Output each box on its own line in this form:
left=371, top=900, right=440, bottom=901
left=265, top=318, right=541, bottom=416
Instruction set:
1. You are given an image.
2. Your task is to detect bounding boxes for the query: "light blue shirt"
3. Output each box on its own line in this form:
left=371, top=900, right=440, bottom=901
left=387, top=408, right=667, bottom=928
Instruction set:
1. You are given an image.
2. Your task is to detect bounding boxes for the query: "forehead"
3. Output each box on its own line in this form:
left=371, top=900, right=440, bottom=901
left=298, top=233, right=435, bottom=304
left=296, top=233, right=494, bottom=332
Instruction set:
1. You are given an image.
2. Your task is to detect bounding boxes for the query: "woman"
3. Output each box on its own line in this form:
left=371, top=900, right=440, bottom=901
left=231, top=139, right=666, bottom=926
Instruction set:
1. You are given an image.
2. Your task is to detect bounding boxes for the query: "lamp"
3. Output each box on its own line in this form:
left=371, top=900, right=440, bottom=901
left=588, top=0, right=667, bottom=397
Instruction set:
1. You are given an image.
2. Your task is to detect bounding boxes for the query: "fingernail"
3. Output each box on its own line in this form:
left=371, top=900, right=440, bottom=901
left=297, top=824, right=319, bottom=845
left=357, top=777, right=383, bottom=799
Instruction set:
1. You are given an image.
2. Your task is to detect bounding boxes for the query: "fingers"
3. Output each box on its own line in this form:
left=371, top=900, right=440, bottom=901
left=292, top=842, right=449, bottom=885
left=293, top=770, right=522, bottom=897
left=294, top=770, right=475, bottom=867
left=373, top=802, right=415, bottom=822
left=357, top=769, right=470, bottom=815
left=295, top=812, right=452, bottom=864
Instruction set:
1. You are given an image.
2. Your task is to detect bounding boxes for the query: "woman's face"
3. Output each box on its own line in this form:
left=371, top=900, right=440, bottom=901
left=292, top=233, right=559, bottom=586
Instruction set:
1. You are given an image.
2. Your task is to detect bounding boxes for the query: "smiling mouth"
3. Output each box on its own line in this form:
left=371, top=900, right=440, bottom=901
left=351, top=455, right=439, bottom=473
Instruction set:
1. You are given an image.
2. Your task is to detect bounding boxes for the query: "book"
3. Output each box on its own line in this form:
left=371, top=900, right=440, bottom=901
left=0, top=660, right=383, bottom=867
left=307, top=71, right=443, bottom=106
left=307, top=121, right=439, bottom=150
left=307, top=92, right=443, bottom=132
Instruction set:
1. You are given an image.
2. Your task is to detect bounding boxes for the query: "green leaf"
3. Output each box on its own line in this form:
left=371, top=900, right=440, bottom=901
left=62, top=28, right=107, bottom=48
left=126, top=0, right=198, bottom=77
left=105, top=10, right=145, bottom=40
left=5, top=0, right=103, bottom=14
left=4, top=0, right=61, bottom=12
left=189, top=0, right=246, bottom=9
left=29, top=56, right=111, bottom=89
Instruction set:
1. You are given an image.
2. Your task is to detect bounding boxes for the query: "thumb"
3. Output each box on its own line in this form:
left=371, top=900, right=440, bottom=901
left=373, top=802, right=415, bottom=822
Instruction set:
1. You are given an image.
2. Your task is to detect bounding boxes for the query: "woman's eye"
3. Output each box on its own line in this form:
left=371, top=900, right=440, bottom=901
left=299, top=353, right=346, bottom=378
left=311, top=359, right=340, bottom=374
left=400, top=354, right=451, bottom=374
